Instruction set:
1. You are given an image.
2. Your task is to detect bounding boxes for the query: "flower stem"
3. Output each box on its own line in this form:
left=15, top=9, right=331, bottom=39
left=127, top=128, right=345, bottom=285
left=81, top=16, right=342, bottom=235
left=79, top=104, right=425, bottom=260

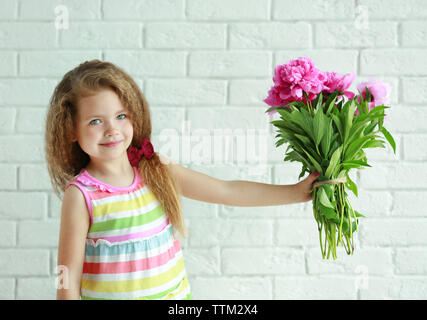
left=344, top=234, right=351, bottom=254
left=319, top=220, right=325, bottom=259
left=337, top=185, right=344, bottom=246
left=331, top=223, right=337, bottom=260
left=347, top=197, right=358, bottom=232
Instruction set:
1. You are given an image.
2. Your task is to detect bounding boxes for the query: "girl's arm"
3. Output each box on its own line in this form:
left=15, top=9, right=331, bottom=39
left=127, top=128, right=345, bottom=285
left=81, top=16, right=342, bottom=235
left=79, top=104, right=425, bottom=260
left=167, top=162, right=230, bottom=205
left=56, top=185, right=89, bottom=300
left=167, top=161, right=318, bottom=207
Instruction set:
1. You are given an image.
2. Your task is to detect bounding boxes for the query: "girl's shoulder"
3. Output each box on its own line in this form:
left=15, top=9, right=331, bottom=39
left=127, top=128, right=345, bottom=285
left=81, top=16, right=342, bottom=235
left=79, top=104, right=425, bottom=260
left=65, top=168, right=114, bottom=192
left=159, top=152, right=177, bottom=165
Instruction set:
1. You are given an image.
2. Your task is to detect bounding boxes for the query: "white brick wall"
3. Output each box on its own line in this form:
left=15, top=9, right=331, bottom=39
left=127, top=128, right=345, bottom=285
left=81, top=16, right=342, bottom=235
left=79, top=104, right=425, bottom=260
left=0, top=0, right=426, bottom=300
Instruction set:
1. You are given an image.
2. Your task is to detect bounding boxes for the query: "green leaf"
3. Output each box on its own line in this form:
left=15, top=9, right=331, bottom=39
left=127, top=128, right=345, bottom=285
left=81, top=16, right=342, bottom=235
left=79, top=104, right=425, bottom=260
left=345, top=173, right=358, bottom=197
left=340, top=160, right=371, bottom=170
left=355, top=101, right=364, bottom=116
left=297, top=164, right=309, bottom=180
left=317, top=186, right=334, bottom=206
left=369, top=105, right=390, bottom=117
left=325, top=91, right=339, bottom=115
left=345, top=136, right=372, bottom=160
left=322, top=183, right=333, bottom=198
left=287, top=109, right=313, bottom=138
left=325, top=145, right=342, bottom=178
left=331, top=113, right=343, bottom=142
left=275, top=119, right=307, bottom=136
left=314, top=92, right=324, bottom=110
left=285, top=101, right=306, bottom=109
left=343, top=160, right=367, bottom=167
left=320, top=118, right=332, bottom=159
left=341, top=219, right=358, bottom=236
left=276, top=130, right=293, bottom=143
left=363, top=121, right=377, bottom=135
left=365, top=87, right=372, bottom=102
left=270, top=120, right=287, bottom=128
left=284, top=150, right=303, bottom=163
left=317, top=187, right=339, bottom=221
left=275, top=138, right=286, bottom=147
left=302, top=148, right=323, bottom=173
left=286, top=150, right=311, bottom=169
left=321, top=158, right=330, bottom=168
left=354, top=210, right=366, bottom=218
left=353, top=112, right=372, bottom=125
left=266, top=106, right=282, bottom=113
left=276, top=108, right=293, bottom=119
left=343, top=99, right=357, bottom=144
left=345, top=121, right=369, bottom=155
left=294, top=133, right=313, bottom=147
left=313, top=108, right=326, bottom=151
left=319, top=204, right=339, bottom=222
left=363, top=140, right=385, bottom=149
left=296, top=108, right=315, bottom=140
left=380, top=126, right=396, bottom=154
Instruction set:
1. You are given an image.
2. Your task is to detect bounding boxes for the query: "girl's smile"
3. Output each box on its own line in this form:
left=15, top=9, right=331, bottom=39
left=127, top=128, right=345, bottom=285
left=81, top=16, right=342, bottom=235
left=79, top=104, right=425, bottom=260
left=100, top=140, right=123, bottom=148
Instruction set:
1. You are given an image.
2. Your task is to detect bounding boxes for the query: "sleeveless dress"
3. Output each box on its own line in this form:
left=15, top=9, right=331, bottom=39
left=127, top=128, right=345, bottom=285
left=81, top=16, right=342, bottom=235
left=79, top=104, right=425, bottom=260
left=65, top=165, right=192, bottom=300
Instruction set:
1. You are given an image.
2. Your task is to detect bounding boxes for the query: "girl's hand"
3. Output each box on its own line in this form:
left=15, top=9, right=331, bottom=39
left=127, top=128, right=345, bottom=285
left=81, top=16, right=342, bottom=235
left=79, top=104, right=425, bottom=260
left=293, top=171, right=320, bottom=203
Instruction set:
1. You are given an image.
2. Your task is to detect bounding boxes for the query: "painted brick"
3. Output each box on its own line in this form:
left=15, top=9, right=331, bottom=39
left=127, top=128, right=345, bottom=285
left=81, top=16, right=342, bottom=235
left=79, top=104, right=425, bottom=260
left=189, top=51, right=271, bottom=78
left=315, top=22, right=398, bottom=48
left=187, top=0, right=269, bottom=21
left=230, top=22, right=311, bottom=49
left=60, top=22, right=143, bottom=49
left=361, top=49, right=427, bottom=76
left=222, top=248, right=305, bottom=275
left=275, top=276, right=358, bottom=299
left=103, top=0, right=184, bottom=20
left=146, top=23, right=226, bottom=49
left=0, top=250, right=49, bottom=276
left=190, top=277, right=272, bottom=299
left=273, top=0, right=355, bottom=20
left=0, top=192, right=46, bottom=219
left=19, top=51, right=101, bottom=77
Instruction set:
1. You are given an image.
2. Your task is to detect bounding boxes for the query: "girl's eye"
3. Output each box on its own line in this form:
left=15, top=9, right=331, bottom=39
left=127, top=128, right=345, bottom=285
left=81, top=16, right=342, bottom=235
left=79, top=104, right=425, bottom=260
left=89, top=114, right=127, bottom=126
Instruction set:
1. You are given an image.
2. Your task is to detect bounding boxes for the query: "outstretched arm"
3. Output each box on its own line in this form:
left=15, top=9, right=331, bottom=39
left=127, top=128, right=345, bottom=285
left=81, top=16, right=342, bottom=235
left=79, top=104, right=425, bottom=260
left=166, top=161, right=230, bottom=205
left=223, top=172, right=320, bottom=206
left=165, top=159, right=319, bottom=207
left=222, top=180, right=299, bottom=207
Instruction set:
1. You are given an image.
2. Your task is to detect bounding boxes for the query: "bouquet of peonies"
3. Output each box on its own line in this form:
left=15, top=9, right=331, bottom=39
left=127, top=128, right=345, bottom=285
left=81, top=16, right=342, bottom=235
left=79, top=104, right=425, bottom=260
left=265, top=57, right=396, bottom=260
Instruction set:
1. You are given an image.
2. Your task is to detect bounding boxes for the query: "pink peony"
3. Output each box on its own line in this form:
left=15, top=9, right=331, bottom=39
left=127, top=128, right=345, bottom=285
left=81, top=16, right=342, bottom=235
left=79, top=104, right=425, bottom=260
left=264, top=86, right=292, bottom=114
left=355, top=79, right=391, bottom=116
left=322, top=72, right=356, bottom=99
left=264, top=57, right=327, bottom=114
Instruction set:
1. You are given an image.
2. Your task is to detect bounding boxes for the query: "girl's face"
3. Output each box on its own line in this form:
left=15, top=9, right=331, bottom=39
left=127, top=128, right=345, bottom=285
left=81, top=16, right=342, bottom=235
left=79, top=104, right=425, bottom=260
left=72, top=88, right=134, bottom=164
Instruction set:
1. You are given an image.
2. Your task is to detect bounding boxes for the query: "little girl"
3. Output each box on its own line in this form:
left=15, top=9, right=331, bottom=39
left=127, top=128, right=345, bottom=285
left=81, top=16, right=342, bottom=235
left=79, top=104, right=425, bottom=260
left=45, top=59, right=319, bottom=300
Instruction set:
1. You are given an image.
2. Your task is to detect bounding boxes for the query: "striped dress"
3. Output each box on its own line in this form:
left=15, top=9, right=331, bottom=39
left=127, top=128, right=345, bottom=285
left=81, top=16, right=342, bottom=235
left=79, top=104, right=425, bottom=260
left=65, top=165, right=192, bottom=300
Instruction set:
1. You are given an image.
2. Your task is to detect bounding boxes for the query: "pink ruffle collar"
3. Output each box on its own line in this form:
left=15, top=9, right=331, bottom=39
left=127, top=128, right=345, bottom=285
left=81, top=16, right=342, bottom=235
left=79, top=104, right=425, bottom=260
left=76, top=166, right=141, bottom=193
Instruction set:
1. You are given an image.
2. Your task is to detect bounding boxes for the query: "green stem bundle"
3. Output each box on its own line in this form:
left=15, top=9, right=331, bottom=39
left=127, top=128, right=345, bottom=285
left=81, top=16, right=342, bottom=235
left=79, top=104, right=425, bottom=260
left=267, top=88, right=396, bottom=259
left=312, top=182, right=357, bottom=259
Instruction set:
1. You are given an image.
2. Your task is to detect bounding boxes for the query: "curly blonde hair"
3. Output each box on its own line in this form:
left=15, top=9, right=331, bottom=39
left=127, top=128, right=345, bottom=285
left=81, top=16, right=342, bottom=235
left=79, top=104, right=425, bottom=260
left=45, top=59, right=186, bottom=238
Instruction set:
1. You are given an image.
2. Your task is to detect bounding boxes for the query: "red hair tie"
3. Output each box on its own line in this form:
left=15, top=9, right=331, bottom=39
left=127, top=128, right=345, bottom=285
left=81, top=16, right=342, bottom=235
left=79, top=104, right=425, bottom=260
left=127, top=138, right=154, bottom=167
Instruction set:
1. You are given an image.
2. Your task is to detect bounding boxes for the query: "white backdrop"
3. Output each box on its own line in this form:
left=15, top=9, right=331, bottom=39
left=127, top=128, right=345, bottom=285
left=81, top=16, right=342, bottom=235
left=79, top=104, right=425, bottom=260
left=0, top=0, right=426, bottom=299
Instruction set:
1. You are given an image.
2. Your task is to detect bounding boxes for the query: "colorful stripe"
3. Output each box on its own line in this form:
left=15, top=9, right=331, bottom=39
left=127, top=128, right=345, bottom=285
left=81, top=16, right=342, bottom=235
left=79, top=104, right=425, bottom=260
left=66, top=166, right=191, bottom=300
left=84, top=238, right=182, bottom=275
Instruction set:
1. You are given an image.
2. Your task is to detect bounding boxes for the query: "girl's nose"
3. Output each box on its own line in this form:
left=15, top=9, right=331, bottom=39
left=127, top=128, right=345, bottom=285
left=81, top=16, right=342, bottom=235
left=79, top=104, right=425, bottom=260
left=104, top=121, right=120, bottom=136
